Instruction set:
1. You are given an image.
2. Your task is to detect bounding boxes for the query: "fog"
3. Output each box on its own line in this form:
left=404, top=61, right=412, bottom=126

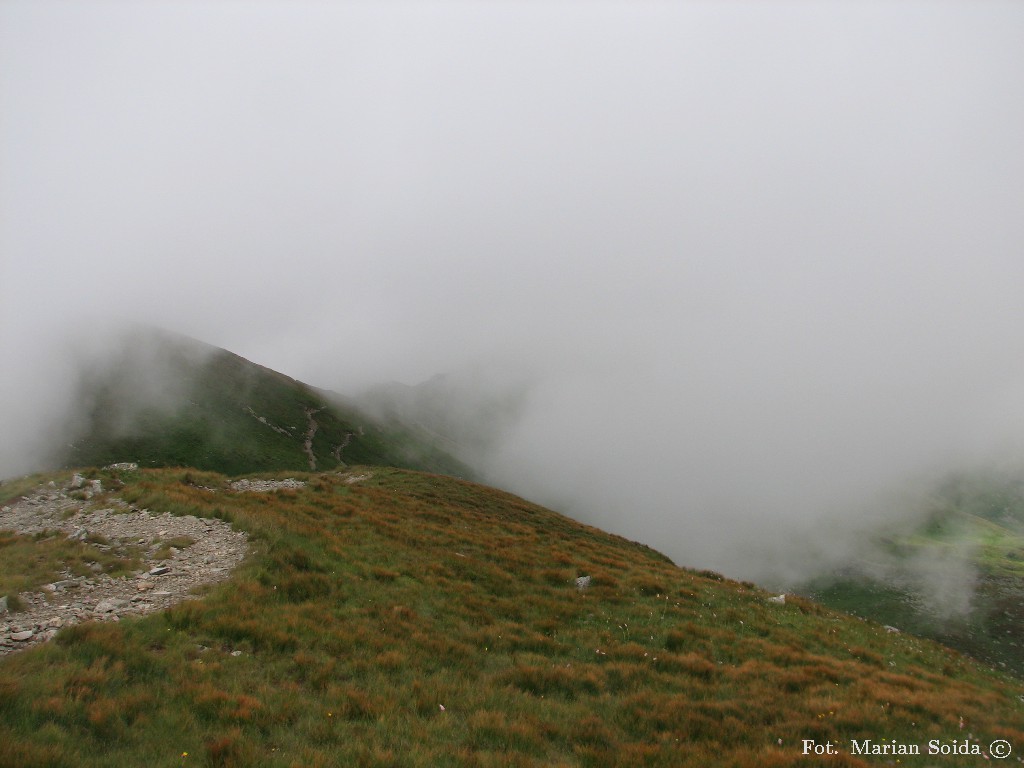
left=3, top=1, right=1024, bottom=583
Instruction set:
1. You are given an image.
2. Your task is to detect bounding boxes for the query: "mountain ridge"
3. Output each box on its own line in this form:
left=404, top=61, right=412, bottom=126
left=50, top=327, right=473, bottom=480
left=2, top=329, right=1024, bottom=764
left=1, top=464, right=1023, bottom=766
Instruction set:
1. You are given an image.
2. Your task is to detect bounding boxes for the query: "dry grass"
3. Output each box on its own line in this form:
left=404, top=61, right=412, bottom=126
left=0, top=528, right=141, bottom=605
left=0, top=466, right=1022, bottom=766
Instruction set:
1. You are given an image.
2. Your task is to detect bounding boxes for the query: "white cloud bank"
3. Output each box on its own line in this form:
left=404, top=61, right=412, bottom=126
left=3, top=1, right=1024, bottom=579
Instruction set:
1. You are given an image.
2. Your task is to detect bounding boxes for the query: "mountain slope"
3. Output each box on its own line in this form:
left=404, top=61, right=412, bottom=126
left=797, top=470, right=1024, bottom=678
left=1, top=466, right=1022, bottom=766
left=358, top=371, right=530, bottom=466
left=58, top=328, right=471, bottom=478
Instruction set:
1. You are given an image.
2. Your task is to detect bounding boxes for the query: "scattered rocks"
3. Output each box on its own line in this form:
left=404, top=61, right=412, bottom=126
left=229, top=478, right=305, bottom=492
left=243, top=406, right=294, bottom=438
left=104, top=462, right=138, bottom=471
left=68, top=476, right=103, bottom=498
left=0, top=474, right=248, bottom=657
left=332, top=432, right=353, bottom=466
left=302, top=407, right=324, bottom=471
left=575, top=575, right=592, bottom=591
left=767, top=594, right=787, bottom=605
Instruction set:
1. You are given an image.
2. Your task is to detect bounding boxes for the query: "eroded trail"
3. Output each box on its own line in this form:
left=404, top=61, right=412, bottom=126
left=332, top=431, right=353, bottom=466
left=302, top=407, right=324, bottom=470
left=0, top=475, right=248, bottom=657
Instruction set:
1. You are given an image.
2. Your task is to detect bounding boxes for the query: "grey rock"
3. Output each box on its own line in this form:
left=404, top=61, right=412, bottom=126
left=94, top=598, right=126, bottom=614
left=230, top=478, right=306, bottom=492
left=0, top=479, right=248, bottom=659
left=11, top=630, right=34, bottom=642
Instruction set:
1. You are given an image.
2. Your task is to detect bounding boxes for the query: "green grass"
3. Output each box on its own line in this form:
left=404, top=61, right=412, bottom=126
left=799, top=471, right=1024, bottom=678
left=0, top=471, right=69, bottom=506
left=2, top=467, right=1023, bottom=766
left=55, top=330, right=472, bottom=479
left=0, top=530, right=141, bottom=607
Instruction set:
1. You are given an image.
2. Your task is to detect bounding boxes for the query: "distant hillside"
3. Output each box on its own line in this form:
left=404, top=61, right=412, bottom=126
left=358, top=369, right=529, bottom=467
left=57, top=328, right=471, bottom=478
left=1, top=465, right=1022, bottom=766
left=796, top=470, right=1024, bottom=678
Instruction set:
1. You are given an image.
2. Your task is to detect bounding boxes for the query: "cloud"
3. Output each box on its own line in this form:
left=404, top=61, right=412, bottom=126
left=3, top=1, right=1024, bottom=580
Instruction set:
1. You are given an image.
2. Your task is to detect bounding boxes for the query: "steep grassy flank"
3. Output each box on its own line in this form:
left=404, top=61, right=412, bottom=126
left=2, top=467, right=1023, bottom=767
left=59, top=329, right=471, bottom=478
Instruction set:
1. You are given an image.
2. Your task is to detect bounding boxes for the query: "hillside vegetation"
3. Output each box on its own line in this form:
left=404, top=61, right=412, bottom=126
left=59, top=328, right=470, bottom=478
left=2, top=466, right=1023, bottom=767
left=800, top=471, right=1024, bottom=678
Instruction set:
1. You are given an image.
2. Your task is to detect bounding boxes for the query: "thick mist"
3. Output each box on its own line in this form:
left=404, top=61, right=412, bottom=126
left=3, top=2, right=1024, bottom=584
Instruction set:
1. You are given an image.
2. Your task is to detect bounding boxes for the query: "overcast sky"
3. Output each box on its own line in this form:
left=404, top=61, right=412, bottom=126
left=3, top=1, right=1024, bottom=579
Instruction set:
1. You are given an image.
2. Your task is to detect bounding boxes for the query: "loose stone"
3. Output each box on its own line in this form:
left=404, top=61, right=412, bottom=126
left=0, top=474, right=248, bottom=657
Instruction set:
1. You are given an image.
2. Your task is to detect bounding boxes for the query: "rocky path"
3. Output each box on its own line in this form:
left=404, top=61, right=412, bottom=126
left=303, top=407, right=324, bottom=470
left=0, top=476, right=248, bottom=657
left=332, top=432, right=353, bottom=466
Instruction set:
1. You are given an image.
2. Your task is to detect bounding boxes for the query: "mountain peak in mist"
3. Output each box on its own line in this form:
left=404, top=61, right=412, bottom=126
left=34, top=325, right=472, bottom=479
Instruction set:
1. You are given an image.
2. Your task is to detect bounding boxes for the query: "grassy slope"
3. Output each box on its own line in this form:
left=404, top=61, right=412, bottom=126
left=2, top=467, right=1023, bottom=767
left=800, top=473, right=1024, bottom=678
left=62, top=337, right=471, bottom=479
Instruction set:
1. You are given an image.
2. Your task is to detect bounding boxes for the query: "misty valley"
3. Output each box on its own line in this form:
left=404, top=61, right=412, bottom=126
left=795, top=470, right=1024, bottom=677
left=2, top=328, right=1024, bottom=765
left=51, top=329, right=1024, bottom=678
left=5, top=2, right=1024, bottom=763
